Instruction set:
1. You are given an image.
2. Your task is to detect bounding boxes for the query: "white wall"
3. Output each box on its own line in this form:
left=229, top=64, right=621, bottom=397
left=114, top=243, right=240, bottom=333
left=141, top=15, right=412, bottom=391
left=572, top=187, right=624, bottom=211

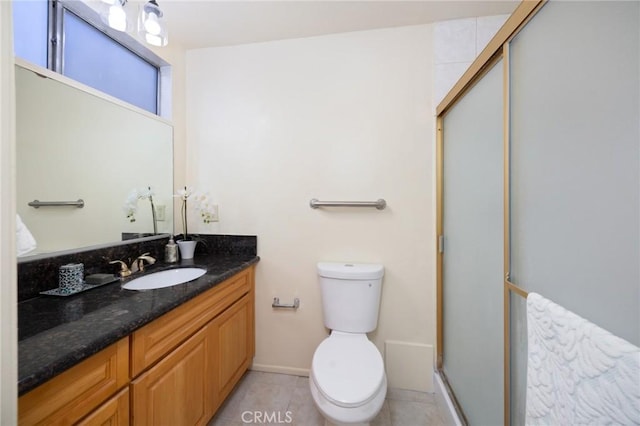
left=186, top=25, right=436, bottom=391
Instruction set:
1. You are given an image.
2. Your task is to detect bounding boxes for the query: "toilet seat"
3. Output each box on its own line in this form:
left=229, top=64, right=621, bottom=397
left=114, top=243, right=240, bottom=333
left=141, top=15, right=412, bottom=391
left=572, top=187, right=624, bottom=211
left=311, top=332, right=384, bottom=409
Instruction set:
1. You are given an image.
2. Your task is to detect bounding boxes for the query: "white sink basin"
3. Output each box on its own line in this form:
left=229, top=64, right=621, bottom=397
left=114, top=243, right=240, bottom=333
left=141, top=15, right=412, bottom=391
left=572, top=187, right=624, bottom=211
left=122, top=267, right=207, bottom=290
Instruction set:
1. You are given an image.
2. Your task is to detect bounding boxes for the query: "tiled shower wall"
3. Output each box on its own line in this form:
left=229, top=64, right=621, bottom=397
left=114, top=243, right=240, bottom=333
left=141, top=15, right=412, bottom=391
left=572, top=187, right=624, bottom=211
left=433, top=15, right=509, bottom=109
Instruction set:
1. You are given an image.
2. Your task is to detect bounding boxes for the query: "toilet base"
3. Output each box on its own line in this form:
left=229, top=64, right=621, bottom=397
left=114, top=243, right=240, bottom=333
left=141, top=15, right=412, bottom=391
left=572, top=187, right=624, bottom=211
left=310, top=372, right=387, bottom=425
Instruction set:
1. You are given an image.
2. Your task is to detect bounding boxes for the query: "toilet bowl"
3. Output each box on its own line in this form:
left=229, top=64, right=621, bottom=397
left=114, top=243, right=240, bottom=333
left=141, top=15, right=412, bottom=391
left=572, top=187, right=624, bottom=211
left=310, top=332, right=387, bottom=425
left=310, top=262, right=386, bottom=425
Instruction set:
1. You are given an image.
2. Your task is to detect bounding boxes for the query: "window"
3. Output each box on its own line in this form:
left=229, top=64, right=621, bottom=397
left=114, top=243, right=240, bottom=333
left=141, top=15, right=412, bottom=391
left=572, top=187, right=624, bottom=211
left=12, top=0, right=48, bottom=68
left=12, top=0, right=169, bottom=116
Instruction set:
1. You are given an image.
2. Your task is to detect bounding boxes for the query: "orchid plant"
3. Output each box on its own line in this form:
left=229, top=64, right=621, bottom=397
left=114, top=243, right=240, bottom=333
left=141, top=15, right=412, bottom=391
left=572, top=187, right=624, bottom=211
left=175, top=186, right=217, bottom=241
left=123, top=186, right=157, bottom=234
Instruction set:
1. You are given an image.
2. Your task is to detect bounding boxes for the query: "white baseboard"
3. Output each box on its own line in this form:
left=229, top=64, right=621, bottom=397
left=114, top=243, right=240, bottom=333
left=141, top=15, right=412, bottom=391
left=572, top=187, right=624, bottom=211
left=251, top=363, right=310, bottom=377
left=434, top=371, right=463, bottom=426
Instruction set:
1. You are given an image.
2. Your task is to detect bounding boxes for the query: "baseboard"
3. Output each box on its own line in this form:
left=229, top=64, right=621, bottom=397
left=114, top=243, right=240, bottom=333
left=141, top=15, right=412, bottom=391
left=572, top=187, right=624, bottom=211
left=434, top=371, right=463, bottom=426
left=250, top=363, right=310, bottom=377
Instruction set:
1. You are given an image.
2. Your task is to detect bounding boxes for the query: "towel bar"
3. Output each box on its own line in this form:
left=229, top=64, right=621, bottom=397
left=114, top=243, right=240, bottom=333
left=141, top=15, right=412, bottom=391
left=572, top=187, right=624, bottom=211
left=309, top=198, right=386, bottom=210
left=28, top=199, right=85, bottom=208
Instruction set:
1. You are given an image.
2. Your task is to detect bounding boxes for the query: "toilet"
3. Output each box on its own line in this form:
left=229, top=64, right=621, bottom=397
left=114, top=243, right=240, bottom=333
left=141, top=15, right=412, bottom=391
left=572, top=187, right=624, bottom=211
left=310, top=262, right=387, bottom=426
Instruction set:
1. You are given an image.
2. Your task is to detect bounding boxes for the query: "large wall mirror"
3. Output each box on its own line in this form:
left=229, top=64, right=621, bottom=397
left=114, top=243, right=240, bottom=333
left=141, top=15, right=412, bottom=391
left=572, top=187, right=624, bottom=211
left=15, top=60, right=173, bottom=259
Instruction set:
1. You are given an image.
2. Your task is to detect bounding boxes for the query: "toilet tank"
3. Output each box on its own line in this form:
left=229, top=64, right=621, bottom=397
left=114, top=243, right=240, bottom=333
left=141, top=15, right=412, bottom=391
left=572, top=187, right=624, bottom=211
left=317, top=262, right=384, bottom=333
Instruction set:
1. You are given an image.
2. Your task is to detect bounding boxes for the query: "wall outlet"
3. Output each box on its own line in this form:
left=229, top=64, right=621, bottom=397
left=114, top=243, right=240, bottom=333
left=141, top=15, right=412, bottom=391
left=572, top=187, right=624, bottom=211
left=155, top=205, right=166, bottom=221
left=210, top=205, right=219, bottom=222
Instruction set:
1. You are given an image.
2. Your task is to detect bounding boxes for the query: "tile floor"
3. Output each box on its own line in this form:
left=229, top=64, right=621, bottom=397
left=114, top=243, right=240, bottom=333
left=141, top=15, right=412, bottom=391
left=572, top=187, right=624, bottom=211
left=208, top=371, right=447, bottom=426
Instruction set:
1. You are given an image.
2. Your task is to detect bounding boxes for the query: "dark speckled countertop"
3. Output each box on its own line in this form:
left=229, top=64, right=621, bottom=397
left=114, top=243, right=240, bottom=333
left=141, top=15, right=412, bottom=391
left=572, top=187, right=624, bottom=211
left=18, top=253, right=259, bottom=396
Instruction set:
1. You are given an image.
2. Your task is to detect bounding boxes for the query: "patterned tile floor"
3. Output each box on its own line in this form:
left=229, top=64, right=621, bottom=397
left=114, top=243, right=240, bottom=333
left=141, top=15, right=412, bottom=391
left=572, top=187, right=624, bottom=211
left=209, top=371, right=447, bottom=426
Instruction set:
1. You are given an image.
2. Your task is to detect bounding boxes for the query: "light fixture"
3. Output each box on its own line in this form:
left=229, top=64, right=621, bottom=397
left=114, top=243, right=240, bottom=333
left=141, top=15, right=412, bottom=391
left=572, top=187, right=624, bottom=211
left=100, top=0, right=128, bottom=32
left=99, top=0, right=168, bottom=47
left=138, top=0, right=168, bottom=47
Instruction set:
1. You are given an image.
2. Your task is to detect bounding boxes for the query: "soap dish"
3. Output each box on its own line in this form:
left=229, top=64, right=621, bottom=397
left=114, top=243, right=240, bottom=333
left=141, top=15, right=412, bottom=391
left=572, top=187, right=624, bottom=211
left=40, top=274, right=119, bottom=297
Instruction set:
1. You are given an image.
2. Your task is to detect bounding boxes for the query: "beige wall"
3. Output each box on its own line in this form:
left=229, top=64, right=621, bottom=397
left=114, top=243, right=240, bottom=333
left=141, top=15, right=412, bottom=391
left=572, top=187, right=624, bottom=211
left=185, top=25, right=437, bottom=391
left=1, top=1, right=17, bottom=422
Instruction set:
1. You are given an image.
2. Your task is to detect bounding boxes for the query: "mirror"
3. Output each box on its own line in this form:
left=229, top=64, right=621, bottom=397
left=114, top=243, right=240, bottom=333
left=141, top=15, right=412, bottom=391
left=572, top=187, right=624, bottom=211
left=15, top=62, right=173, bottom=258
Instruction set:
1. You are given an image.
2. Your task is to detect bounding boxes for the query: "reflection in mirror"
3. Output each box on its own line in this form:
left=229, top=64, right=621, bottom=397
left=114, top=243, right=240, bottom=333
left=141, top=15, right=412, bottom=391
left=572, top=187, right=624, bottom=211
left=15, top=61, right=173, bottom=258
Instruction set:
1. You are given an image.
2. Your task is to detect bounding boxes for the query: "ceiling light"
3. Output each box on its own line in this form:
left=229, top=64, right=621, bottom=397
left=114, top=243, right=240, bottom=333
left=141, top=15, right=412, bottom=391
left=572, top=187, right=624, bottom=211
left=138, top=0, right=168, bottom=47
left=100, top=0, right=128, bottom=32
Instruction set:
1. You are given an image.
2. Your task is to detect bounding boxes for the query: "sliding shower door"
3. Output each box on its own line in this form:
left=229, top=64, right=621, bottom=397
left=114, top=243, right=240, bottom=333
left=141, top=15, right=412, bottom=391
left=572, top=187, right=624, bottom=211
left=441, top=58, right=504, bottom=425
left=508, top=1, right=640, bottom=420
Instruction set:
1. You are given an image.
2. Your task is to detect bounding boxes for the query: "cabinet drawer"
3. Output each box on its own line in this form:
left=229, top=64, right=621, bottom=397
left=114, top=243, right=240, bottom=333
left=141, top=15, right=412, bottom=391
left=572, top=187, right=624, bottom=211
left=131, top=266, right=254, bottom=377
left=77, top=387, right=129, bottom=426
left=19, top=338, right=129, bottom=426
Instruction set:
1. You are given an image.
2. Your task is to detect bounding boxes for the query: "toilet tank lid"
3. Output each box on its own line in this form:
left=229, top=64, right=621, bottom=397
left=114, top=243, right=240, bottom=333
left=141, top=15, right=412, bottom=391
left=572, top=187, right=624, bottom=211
left=317, top=262, right=384, bottom=280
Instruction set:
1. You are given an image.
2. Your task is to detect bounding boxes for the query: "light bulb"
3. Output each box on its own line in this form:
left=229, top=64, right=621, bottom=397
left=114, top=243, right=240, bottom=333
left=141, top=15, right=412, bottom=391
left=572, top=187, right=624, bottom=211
left=144, top=13, right=161, bottom=36
left=108, top=4, right=127, bottom=32
left=138, top=0, right=168, bottom=47
left=145, top=33, right=162, bottom=47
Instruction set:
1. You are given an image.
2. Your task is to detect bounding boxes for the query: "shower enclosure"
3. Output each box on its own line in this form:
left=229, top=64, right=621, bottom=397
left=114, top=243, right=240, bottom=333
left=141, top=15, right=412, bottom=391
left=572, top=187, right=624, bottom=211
left=436, top=1, right=640, bottom=424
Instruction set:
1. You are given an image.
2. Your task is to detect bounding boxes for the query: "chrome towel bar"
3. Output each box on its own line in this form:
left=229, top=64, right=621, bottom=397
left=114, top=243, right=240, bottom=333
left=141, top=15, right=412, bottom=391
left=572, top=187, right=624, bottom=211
left=310, top=198, right=386, bottom=210
left=28, top=199, right=85, bottom=208
left=272, top=297, right=300, bottom=310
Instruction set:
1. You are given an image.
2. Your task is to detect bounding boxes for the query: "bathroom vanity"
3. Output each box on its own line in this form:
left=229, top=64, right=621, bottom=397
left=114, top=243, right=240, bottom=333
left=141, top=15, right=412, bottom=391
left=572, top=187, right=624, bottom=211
left=17, top=236, right=258, bottom=425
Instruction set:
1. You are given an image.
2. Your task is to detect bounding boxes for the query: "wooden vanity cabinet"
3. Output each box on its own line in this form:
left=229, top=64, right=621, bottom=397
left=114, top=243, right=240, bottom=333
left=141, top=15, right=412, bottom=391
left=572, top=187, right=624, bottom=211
left=76, top=388, right=129, bottom=426
left=18, top=338, right=129, bottom=425
left=131, top=324, right=214, bottom=425
left=212, top=292, right=255, bottom=406
left=130, top=266, right=255, bottom=424
left=18, top=265, right=255, bottom=426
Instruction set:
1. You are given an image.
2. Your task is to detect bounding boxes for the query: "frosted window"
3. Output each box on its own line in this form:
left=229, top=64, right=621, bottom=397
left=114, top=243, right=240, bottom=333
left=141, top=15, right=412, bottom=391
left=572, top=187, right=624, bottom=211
left=62, top=9, right=158, bottom=114
left=442, top=59, right=504, bottom=424
left=12, top=0, right=48, bottom=67
left=510, top=1, right=640, bottom=345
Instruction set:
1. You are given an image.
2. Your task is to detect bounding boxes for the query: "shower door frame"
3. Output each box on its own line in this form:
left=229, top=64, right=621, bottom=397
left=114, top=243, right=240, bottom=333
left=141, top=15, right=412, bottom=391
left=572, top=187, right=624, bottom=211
left=435, top=1, right=545, bottom=424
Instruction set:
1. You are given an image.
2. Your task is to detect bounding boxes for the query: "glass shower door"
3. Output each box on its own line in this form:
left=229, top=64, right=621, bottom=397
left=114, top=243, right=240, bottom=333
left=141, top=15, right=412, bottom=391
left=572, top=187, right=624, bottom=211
left=441, top=58, right=504, bottom=424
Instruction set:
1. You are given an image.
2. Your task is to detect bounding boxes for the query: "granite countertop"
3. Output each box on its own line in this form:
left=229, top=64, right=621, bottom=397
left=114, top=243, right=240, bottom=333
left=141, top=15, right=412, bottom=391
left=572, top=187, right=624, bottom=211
left=18, top=254, right=259, bottom=396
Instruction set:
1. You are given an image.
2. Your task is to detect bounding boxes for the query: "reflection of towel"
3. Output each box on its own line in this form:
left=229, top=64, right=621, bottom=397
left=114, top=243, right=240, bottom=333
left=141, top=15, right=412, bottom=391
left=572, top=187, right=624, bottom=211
left=16, top=214, right=37, bottom=256
left=526, top=292, right=640, bottom=425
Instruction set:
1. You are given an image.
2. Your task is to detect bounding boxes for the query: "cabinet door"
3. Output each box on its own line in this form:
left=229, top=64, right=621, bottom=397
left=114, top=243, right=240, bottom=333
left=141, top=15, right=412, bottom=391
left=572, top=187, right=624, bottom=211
left=131, top=325, right=214, bottom=426
left=19, top=338, right=129, bottom=426
left=131, top=268, right=252, bottom=377
left=77, top=388, right=129, bottom=426
left=212, top=292, right=254, bottom=406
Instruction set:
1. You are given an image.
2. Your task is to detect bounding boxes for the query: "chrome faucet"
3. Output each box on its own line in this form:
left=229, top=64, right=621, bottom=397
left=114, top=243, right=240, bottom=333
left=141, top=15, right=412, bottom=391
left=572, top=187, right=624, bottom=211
left=109, top=252, right=156, bottom=277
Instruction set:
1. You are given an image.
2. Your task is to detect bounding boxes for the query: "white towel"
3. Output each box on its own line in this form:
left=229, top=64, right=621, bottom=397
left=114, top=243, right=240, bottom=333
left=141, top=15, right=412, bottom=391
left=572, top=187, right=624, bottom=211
left=16, top=214, right=37, bottom=256
left=526, top=292, right=640, bottom=425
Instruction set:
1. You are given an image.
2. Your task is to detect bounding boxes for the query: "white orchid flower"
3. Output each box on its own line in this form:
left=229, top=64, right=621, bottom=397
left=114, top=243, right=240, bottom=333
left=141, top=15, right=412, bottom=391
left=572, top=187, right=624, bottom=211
left=138, top=187, right=155, bottom=200
left=174, top=186, right=193, bottom=201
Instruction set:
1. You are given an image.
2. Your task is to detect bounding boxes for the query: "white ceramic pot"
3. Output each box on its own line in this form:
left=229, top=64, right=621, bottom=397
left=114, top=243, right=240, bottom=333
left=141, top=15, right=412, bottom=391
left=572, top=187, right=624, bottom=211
left=177, top=240, right=197, bottom=260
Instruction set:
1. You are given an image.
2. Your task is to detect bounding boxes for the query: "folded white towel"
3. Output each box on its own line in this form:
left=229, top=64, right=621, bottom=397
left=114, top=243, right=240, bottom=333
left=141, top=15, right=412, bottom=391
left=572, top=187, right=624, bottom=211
left=526, top=292, right=640, bottom=425
left=16, top=214, right=37, bottom=257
